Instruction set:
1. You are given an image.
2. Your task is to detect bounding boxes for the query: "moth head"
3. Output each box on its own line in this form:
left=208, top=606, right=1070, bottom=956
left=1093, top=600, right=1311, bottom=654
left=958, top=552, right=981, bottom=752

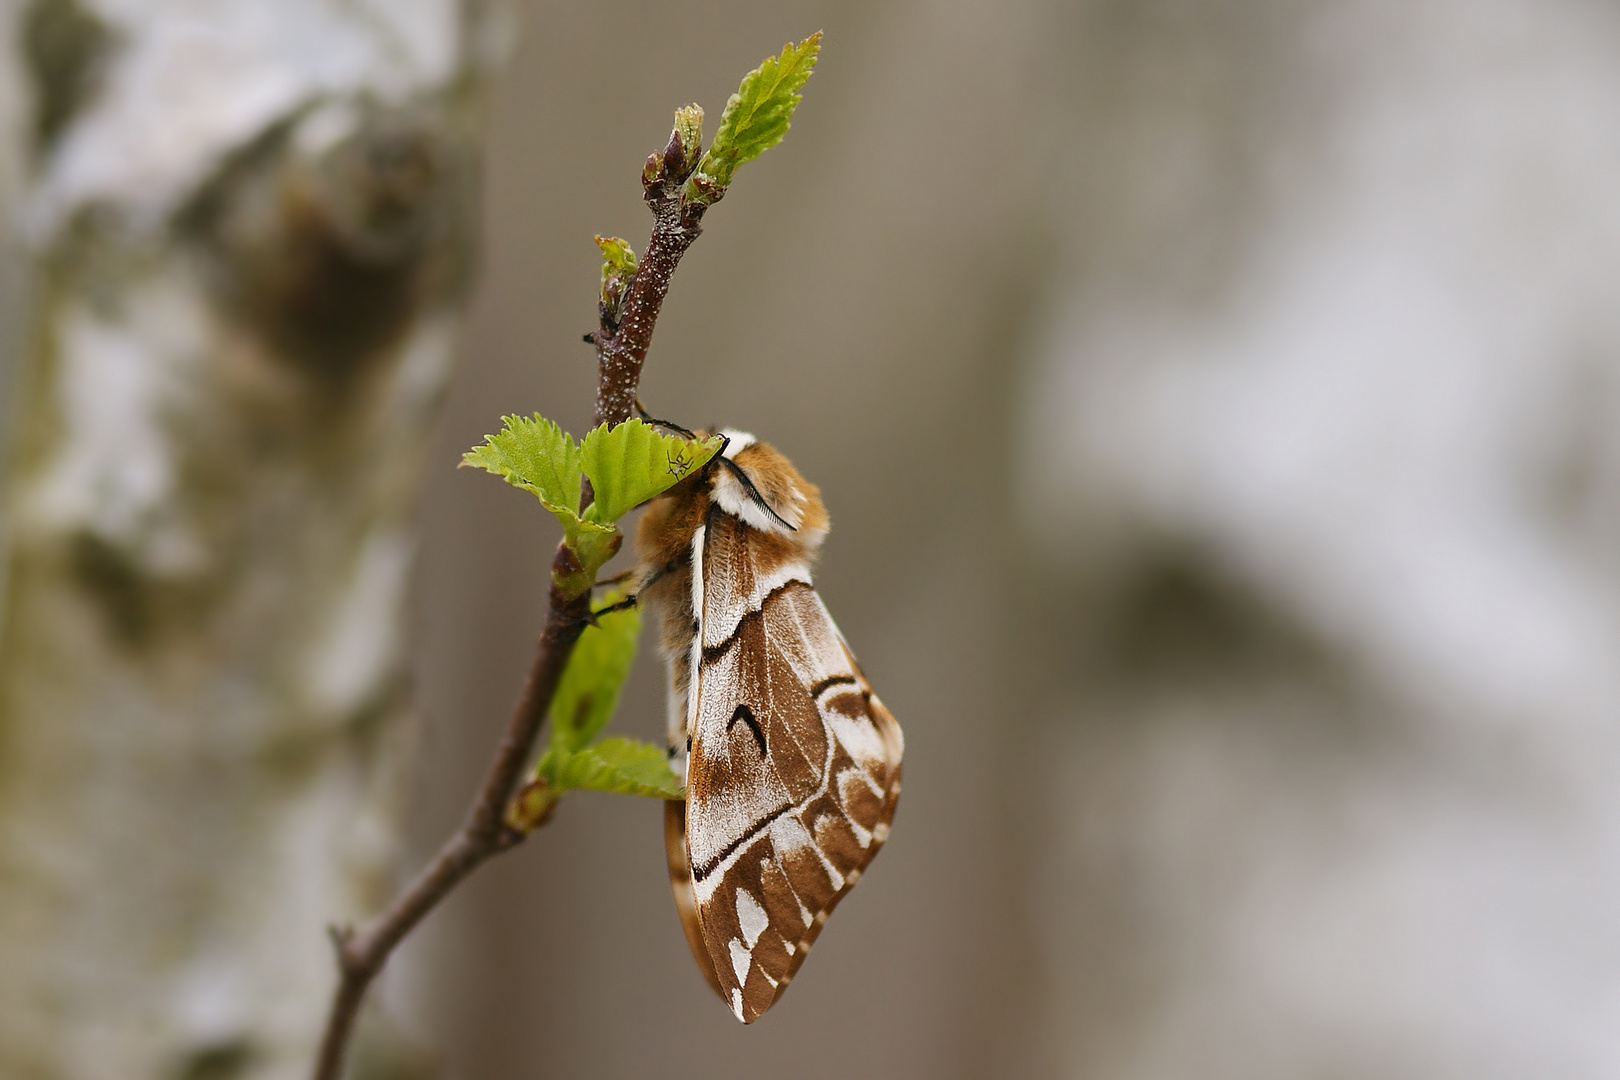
left=711, top=430, right=829, bottom=548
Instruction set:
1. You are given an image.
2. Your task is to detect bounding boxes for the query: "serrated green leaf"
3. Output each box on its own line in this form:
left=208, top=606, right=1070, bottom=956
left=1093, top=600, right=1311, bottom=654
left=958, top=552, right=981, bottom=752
left=580, top=419, right=723, bottom=525
left=461, top=414, right=582, bottom=518
left=688, top=32, right=821, bottom=201
left=549, top=588, right=641, bottom=753
left=541, top=737, right=683, bottom=799
left=463, top=414, right=624, bottom=602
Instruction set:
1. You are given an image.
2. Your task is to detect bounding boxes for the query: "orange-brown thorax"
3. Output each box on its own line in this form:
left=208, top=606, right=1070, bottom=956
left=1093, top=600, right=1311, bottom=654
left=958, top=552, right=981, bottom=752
left=634, top=433, right=829, bottom=590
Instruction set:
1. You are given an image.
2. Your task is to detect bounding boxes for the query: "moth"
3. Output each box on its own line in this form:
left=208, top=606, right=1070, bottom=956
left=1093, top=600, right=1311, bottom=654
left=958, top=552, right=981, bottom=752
left=633, top=429, right=904, bottom=1023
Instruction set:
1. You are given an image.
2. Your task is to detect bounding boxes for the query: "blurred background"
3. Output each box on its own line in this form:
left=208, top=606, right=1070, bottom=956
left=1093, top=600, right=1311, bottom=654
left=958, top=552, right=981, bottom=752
left=5, top=0, right=1620, bottom=1077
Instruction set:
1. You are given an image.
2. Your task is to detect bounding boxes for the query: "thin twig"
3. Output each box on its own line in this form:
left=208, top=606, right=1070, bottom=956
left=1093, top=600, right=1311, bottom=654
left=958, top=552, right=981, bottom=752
left=594, top=128, right=710, bottom=428
left=311, top=119, right=710, bottom=1080
left=311, top=594, right=584, bottom=1080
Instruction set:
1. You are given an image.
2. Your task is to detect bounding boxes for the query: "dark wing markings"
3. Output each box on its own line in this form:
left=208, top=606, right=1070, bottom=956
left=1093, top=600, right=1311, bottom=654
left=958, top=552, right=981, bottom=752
left=728, top=703, right=768, bottom=757
left=809, top=674, right=858, bottom=698
left=700, top=580, right=816, bottom=664
left=692, top=803, right=793, bottom=882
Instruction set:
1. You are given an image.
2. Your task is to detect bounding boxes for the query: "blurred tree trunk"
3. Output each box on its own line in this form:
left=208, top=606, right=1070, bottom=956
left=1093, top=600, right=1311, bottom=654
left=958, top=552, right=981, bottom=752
left=0, top=2, right=496, bottom=1077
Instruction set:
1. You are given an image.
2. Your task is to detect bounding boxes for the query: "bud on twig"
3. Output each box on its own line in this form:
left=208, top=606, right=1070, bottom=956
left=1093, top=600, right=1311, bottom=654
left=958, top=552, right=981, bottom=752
left=595, top=234, right=638, bottom=332
left=671, top=104, right=704, bottom=180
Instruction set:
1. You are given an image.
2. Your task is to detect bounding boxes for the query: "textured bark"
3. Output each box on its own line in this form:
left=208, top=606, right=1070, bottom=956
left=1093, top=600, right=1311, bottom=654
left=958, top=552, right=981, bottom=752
left=0, top=2, right=492, bottom=1077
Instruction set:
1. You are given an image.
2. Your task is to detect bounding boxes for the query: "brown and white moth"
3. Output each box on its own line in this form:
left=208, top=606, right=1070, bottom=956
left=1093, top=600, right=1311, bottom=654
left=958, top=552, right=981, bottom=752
left=634, top=429, right=904, bottom=1023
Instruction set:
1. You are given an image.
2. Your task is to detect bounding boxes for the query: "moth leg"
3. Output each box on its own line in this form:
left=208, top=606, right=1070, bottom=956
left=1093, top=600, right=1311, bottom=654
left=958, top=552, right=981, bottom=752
left=585, top=556, right=678, bottom=619
left=587, top=593, right=642, bottom=621
left=556, top=591, right=640, bottom=631
left=582, top=554, right=687, bottom=622
left=631, top=557, right=683, bottom=594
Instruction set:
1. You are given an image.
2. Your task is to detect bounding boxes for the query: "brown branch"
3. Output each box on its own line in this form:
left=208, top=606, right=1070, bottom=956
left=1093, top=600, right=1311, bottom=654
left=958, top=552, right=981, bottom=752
left=311, top=588, right=585, bottom=1080
left=594, top=128, right=710, bottom=427
left=311, top=116, right=712, bottom=1080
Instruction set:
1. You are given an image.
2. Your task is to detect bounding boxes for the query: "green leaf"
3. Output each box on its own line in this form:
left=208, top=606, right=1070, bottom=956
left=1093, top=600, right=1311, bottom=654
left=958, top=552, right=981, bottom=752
left=461, top=414, right=582, bottom=518
left=548, top=588, right=641, bottom=753
left=522, top=590, right=680, bottom=810
left=687, top=32, right=821, bottom=203
left=580, top=419, right=723, bottom=525
left=462, top=414, right=622, bottom=601
left=541, top=737, right=683, bottom=799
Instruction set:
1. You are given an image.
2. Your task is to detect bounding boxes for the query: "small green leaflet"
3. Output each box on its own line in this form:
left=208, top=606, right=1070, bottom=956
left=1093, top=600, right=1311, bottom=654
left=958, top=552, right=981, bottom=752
left=686, top=32, right=821, bottom=203
left=596, top=235, right=637, bottom=285
left=461, top=414, right=611, bottom=600
left=507, top=589, right=681, bottom=833
left=596, top=236, right=638, bottom=316
left=462, top=414, right=581, bottom=517
left=532, top=592, right=681, bottom=805
left=549, top=588, right=640, bottom=753
left=540, top=738, right=683, bottom=800
left=464, top=416, right=719, bottom=526
left=582, top=421, right=723, bottom=525
left=463, top=416, right=720, bottom=600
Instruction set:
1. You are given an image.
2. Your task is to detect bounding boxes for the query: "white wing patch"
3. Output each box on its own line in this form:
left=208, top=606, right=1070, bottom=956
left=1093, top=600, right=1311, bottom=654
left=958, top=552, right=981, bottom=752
left=825, top=711, right=889, bottom=768
left=736, top=888, right=769, bottom=948
left=684, top=523, right=707, bottom=743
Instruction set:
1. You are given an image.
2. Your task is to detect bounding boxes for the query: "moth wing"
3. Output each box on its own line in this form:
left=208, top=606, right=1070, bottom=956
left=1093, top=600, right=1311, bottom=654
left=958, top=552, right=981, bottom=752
left=680, top=513, right=903, bottom=1023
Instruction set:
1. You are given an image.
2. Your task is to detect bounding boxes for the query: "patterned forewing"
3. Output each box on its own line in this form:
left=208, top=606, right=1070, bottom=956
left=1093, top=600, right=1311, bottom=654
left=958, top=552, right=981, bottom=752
left=685, top=514, right=904, bottom=1022
left=698, top=511, right=811, bottom=650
